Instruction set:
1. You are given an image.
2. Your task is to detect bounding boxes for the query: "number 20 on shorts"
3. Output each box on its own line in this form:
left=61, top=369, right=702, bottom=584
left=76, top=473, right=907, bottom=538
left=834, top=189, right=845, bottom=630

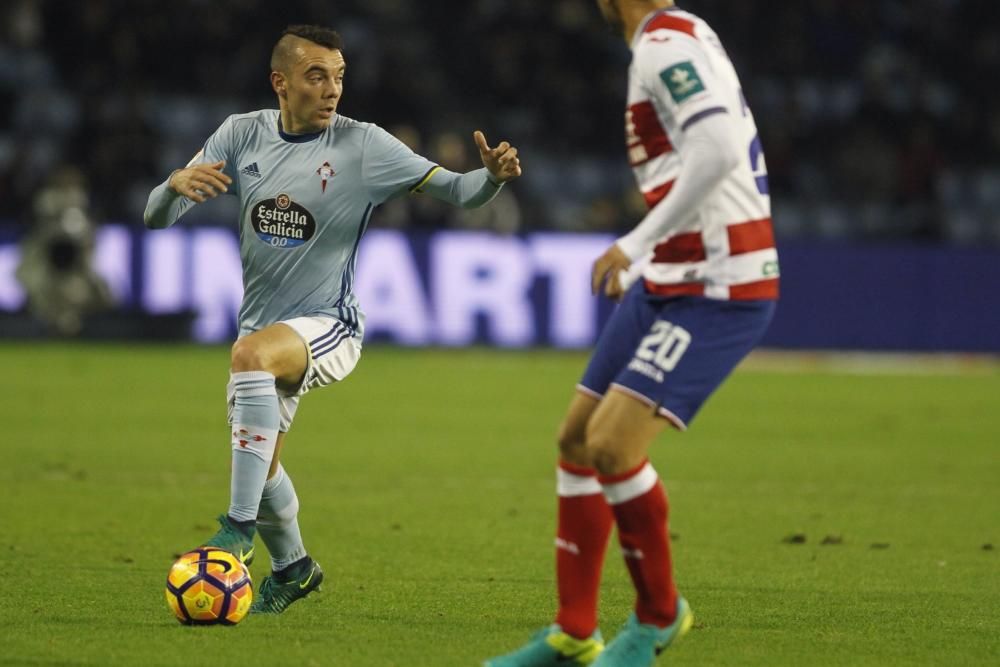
left=635, top=320, right=692, bottom=372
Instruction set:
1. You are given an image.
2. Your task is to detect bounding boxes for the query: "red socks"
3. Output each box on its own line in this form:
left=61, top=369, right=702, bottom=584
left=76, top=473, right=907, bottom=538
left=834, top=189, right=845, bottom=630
left=554, top=460, right=614, bottom=639
left=553, top=458, right=679, bottom=636
left=600, top=460, right=678, bottom=627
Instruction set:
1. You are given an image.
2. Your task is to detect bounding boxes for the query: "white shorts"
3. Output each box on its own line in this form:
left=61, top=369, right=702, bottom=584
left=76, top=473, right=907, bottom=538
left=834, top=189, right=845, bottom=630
left=227, top=316, right=362, bottom=432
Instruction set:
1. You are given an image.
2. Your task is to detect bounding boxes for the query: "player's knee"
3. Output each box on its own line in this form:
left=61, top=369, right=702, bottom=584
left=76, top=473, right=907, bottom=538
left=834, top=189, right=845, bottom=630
left=591, top=449, right=624, bottom=477
left=585, top=429, right=624, bottom=476
left=230, top=338, right=270, bottom=373
left=556, top=421, right=590, bottom=465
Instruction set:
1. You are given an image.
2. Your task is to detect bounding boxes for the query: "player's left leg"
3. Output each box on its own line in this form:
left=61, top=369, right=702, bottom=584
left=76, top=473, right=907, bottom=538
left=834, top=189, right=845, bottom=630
left=586, top=390, right=692, bottom=667
left=248, top=315, right=360, bottom=613
left=255, top=435, right=308, bottom=575
left=251, top=440, right=323, bottom=614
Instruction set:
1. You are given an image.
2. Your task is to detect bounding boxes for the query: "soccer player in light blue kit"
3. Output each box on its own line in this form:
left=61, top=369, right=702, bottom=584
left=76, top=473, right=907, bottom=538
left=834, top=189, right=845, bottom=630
left=144, top=25, right=522, bottom=614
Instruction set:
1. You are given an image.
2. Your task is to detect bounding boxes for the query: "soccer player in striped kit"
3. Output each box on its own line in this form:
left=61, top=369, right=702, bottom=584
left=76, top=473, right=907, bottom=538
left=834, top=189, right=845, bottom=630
left=485, top=2, right=777, bottom=666
left=145, top=25, right=521, bottom=614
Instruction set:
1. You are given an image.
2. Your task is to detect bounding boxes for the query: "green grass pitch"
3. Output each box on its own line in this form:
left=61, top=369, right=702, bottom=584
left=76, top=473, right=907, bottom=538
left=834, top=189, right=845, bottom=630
left=1, top=344, right=997, bottom=666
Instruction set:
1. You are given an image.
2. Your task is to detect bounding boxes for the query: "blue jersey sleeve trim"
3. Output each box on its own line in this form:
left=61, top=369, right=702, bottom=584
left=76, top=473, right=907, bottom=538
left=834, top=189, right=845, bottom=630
left=680, top=106, right=728, bottom=132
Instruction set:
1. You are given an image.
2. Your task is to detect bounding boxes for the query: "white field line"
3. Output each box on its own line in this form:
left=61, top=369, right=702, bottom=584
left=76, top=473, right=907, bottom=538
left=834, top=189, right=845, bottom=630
left=740, top=349, right=1000, bottom=376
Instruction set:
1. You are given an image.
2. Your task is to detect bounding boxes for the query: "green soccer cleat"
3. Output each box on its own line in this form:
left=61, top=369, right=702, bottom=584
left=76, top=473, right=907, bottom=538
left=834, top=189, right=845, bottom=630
left=250, top=558, right=324, bottom=614
left=483, top=624, right=604, bottom=667
left=202, top=514, right=256, bottom=566
left=592, top=598, right=693, bottom=667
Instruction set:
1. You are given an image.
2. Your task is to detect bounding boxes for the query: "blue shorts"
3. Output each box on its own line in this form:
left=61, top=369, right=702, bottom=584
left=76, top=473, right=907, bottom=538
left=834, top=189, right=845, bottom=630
left=579, top=284, right=776, bottom=430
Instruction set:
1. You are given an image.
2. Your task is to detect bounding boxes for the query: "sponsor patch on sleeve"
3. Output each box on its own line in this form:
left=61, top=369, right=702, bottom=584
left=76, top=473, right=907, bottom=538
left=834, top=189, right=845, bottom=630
left=659, top=61, right=706, bottom=104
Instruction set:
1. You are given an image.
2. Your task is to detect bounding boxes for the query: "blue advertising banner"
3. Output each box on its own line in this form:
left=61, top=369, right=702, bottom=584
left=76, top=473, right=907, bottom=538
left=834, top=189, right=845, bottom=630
left=1, top=226, right=997, bottom=352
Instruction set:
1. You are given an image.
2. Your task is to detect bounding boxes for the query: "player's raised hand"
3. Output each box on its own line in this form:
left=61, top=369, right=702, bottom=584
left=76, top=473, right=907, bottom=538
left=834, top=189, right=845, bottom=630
left=591, top=243, right=632, bottom=301
left=474, top=131, right=522, bottom=183
left=169, top=161, right=233, bottom=203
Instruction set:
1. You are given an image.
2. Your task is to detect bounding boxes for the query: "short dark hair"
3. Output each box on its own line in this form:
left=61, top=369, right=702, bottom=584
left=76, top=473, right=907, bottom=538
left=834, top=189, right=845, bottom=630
left=271, top=25, right=344, bottom=72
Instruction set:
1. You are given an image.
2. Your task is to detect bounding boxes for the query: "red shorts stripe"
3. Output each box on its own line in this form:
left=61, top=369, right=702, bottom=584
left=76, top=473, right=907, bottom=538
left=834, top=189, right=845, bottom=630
left=729, top=278, right=780, bottom=300
left=728, top=218, right=775, bottom=255
left=652, top=232, right=705, bottom=263
left=643, top=280, right=705, bottom=297
left=642, top=179, right=675, bottom=208
left=644, top=13, right=697, bottom=39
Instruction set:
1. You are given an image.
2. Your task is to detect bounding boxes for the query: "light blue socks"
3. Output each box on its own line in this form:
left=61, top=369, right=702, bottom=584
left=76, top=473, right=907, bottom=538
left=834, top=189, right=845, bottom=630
left=228, top=371, right=279, bottom=523
left=257, top=464, right=307, bottom=571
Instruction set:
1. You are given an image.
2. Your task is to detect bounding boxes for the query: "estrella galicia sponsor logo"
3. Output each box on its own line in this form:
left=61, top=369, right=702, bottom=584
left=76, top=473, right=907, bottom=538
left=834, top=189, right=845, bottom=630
left=251, top=193, right=316, bottom=248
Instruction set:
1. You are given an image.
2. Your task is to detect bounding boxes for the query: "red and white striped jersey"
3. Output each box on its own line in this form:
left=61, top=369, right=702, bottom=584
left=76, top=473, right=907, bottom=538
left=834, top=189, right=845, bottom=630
left=626, top=8, right=779, bottom=300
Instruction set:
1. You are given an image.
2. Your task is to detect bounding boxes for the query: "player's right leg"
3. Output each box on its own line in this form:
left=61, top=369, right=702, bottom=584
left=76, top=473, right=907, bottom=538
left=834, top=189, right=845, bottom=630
left=553, top=393, right=615, bottom=641
left=483, top=625, right=605, bottom=667
left=485, top=286, right=650, bottom=667
left=484, top=393, right=610, bottom=667
left=202, top=324, right=308, bottom=564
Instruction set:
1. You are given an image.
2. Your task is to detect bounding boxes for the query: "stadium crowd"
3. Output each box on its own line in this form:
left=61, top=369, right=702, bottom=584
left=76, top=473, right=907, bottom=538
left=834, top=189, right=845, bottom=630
left=1, top=0, right=998, bottom=244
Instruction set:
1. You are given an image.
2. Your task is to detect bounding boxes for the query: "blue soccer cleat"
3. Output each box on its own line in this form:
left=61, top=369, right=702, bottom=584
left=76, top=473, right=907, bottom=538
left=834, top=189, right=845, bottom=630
left=250, top=557, right=324, bottom=614
left=202, top=514, right=256, bottom=566
left=484, top=624, right=604, bottom=667
left=592, top=597, right=693, bottom=667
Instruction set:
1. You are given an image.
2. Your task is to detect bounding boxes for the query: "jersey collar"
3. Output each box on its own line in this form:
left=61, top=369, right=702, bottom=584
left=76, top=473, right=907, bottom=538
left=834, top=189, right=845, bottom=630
left=277, top=116, right=327, bottom=143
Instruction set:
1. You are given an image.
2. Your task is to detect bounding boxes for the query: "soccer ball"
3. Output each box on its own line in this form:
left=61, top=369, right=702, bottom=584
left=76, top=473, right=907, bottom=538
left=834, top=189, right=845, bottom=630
left=165, top=547, right=253, bottom=625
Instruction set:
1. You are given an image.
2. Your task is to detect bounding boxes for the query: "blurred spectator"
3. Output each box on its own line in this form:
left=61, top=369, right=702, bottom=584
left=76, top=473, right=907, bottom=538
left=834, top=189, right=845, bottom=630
left=16, top=166, right=113, bottom=333
left=0, top=0, right=996, bottom=245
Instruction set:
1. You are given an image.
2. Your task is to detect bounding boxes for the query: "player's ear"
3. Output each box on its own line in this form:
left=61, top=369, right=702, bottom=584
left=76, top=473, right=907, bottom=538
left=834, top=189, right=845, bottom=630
left=270, top=71, right=287, bottom=98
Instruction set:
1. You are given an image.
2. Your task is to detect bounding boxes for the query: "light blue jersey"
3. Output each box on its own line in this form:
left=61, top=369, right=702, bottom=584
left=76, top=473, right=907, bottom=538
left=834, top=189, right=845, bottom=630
left=145, top=109, right=502, bottom=337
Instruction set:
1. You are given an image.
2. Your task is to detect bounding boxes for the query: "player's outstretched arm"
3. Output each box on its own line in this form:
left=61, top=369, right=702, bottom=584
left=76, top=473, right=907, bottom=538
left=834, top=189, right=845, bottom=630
left=143, top=161, right=233, bottom=229
left=418, top=132, right=522, bottom=209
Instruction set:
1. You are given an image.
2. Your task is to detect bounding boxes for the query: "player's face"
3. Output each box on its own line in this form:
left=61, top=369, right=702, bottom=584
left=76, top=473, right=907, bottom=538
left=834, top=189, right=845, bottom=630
left=280, top=44, right=346, bottom=133
left=596, top=0, right=625, bottom=33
